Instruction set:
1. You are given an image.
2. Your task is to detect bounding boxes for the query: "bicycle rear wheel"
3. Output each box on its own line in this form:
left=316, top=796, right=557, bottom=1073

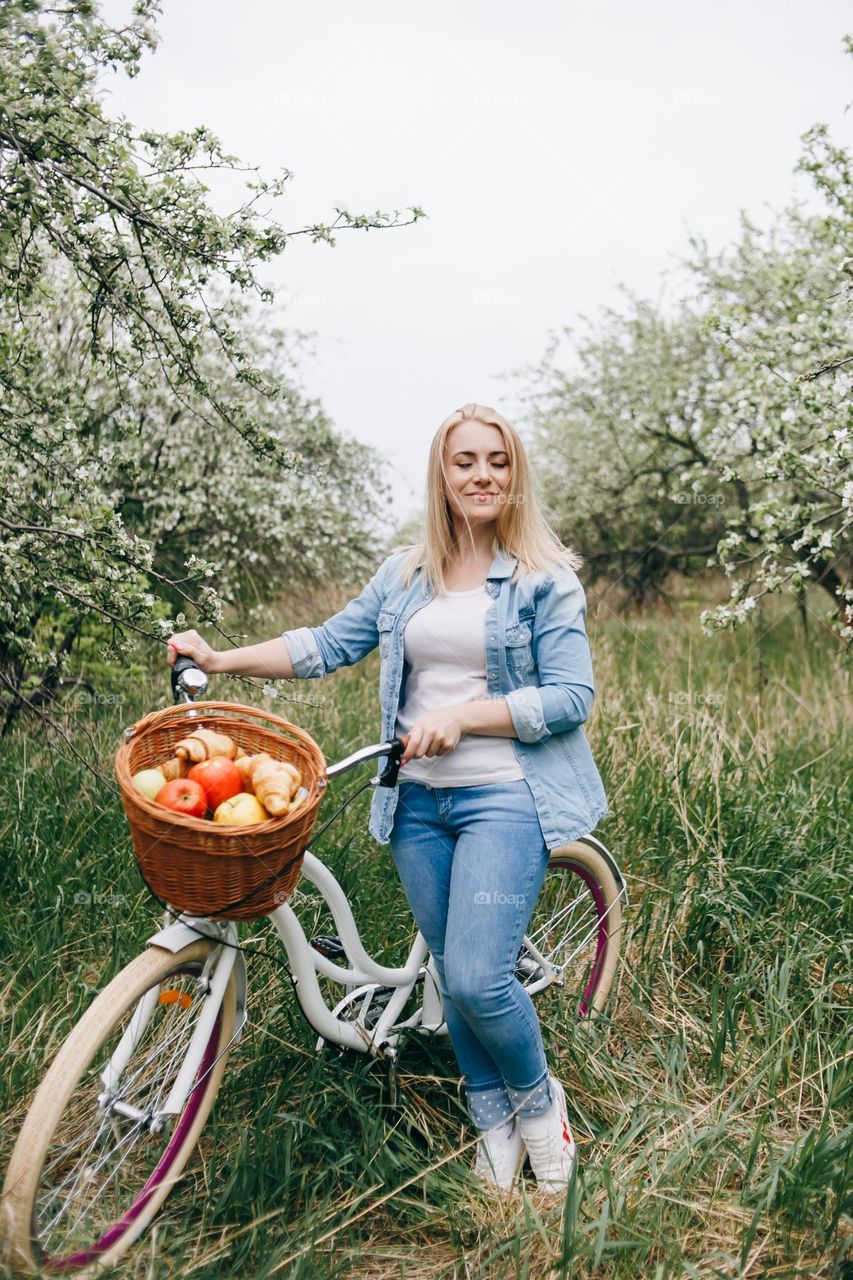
left=516, top=838, right=625, bottom=1016
left=2, top=939, right=236, bottom=1277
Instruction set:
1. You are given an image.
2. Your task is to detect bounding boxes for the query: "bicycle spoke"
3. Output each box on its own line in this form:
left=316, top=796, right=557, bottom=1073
left=61, top=1110, right=162, bottom=1242
left=41, top=1111, right=149, bottom=1242
left=517, top=854, right=626, bottom=1016
left=108, top=990, right=202, bottom=1103
left=39, top=1079, right=166, bottom=1241
left=542, top=901, right=600, bottom=960
left=38, top=1110, right=117, bottom=1230
left=40, top=1087, right=163, bottom=1245
left=32, top=966, right=215, bottom=1259
left=552, top=894, right=624, bottom=972
left=39, top=992, right=200, bottom=1217
left=3, top=942, right=239, bottom=1278
left=144, top=1003, right=200, bottom=1117
left=525, top=891, right=598, bottom=962
left=526, top=891, right=592, bottom=950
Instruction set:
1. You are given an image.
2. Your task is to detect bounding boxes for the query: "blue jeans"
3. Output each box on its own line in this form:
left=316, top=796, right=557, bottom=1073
left=389, top=778, right=555, bottom=1130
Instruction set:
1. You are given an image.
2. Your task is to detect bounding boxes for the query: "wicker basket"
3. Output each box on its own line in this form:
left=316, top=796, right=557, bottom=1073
left=115, top=701, right=327, bottom=921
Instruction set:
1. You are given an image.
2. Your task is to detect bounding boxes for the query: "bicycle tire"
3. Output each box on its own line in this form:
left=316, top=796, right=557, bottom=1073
left=1, top=939, right=236, bottom=1277
left=520, top=838, right=625, bottom=1017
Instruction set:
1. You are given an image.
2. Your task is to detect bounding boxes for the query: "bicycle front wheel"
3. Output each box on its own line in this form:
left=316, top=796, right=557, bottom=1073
left=2, top=939, right=236, bottom=1278
left=517, top=838, right=625, bottom=1017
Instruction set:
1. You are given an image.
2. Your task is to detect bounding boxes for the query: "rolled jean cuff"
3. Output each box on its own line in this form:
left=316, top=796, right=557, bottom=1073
left=506, top=1072, right=553, bottom=1120
left=465, top=1082, right=513, bottom=1130
left=466, top=1074, right=554, bottom=1129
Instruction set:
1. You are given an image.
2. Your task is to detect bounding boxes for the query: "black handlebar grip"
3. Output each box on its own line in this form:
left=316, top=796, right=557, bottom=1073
left=377, top=736, right=406, bottom=789
left=170, top=651, right=204, bottom=702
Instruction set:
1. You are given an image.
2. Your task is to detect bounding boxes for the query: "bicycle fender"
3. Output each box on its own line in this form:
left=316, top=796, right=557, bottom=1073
left=147, top=919, right=248, bottom=1040
left=577, top=835, right=629, bottom=904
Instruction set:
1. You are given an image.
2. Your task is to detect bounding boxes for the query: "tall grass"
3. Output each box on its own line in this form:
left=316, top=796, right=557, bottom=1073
left=0, top=589, right=850, bottom=1278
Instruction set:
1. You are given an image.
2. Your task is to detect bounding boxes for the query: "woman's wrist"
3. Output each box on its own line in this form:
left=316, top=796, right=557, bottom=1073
left=206, top=650, right=227, bottom=676
left=457, top=694, right=515, bottom=737
left=458, top=695, right=489, bottom=733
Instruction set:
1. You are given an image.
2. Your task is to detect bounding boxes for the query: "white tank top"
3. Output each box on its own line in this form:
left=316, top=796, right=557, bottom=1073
left=394, top=583, right=525, bottom=786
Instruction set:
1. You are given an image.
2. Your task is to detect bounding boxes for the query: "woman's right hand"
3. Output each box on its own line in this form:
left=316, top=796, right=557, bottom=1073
left=166, top=630, right=221, bottom=674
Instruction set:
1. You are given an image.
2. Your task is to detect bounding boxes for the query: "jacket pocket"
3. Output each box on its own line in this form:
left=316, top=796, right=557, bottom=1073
left=377, top=607, right=396, bottom=661
left=504, top=621, right=534, bottom=673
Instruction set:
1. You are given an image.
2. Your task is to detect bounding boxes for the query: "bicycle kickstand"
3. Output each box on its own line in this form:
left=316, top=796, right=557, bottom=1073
left=381, top=1043, right=401, bottom=1109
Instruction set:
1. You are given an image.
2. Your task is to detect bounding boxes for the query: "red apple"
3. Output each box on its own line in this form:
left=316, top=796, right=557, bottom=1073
left=188, top=757, right=243, bottom=811
left=155, top=778, right=208, bottom=819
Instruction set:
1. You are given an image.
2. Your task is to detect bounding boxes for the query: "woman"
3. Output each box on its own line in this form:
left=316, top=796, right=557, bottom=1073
left=167, top=402, right=609, bottom=1197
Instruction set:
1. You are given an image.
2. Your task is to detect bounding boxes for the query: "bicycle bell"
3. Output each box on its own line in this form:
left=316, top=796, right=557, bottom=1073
left=170, top=652, right=209, bottom=706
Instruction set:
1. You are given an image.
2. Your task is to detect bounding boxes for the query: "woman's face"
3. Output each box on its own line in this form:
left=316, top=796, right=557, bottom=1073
left=443, top=419, right=512, bottom=528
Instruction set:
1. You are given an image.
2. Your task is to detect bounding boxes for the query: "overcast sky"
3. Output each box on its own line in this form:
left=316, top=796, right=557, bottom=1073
left=100, top=0, right=852, bottom=536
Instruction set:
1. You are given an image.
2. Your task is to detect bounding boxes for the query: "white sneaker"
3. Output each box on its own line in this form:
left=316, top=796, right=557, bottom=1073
left=517, top=1076, right=577, bottom=1193
left=473, top=1116, right=525, bottom=1191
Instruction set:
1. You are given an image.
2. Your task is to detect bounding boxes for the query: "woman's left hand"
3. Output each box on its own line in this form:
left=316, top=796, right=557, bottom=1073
left=400, top=705, right=468, bottom=764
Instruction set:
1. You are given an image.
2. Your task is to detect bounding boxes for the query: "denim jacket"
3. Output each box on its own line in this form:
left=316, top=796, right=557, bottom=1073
left=281, top=546, right=609, bottom=851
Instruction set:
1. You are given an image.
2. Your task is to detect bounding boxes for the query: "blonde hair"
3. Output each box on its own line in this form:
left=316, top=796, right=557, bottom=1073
left=392, top=402, right=582, bottom=597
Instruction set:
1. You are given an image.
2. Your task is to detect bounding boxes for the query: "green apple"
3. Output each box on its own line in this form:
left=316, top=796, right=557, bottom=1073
left=132, top=767, right=167, bottom=801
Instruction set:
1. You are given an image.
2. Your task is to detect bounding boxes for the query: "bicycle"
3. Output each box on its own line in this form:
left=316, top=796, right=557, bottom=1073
left=1, top=659, right=628, bottom=1278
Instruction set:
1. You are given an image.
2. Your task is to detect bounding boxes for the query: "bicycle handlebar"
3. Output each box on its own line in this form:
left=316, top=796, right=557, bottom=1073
left=171, top=652, right=209, bottom=703
left=169, top=652, right=405, bottom=789
left=325, top=738, right=405, bottom=788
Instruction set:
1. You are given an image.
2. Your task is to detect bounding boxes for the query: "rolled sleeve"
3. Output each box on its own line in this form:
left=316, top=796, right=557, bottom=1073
left=281, top=627, right=325, bottom=679
left=538, top=678, right=594, bottom=733
left=509, top=568, right=596, bottom=741
left=505, top=686, right=549, bottom=743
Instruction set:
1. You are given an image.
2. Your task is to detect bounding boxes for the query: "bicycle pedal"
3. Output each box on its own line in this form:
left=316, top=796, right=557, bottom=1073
left=310, top=935, right=346, bottom=960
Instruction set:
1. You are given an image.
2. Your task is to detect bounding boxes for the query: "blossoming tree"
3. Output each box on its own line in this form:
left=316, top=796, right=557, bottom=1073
left=0, top=0, right=424, bottom=732
left=521, top=36, right=852, bottom=640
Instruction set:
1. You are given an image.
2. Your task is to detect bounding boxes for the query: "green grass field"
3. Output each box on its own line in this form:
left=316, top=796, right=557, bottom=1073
left=1, top=590, right=850, bottom=1279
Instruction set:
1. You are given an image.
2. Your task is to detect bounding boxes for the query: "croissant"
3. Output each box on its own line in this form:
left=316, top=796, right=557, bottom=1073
left=235, top=753, right=259, bottom=790
left=235, top=752, right=302, bottom=815
left=160, top=756, right=189, bottom=782
left=287, top=788, right=308, bottom=814
left=236, top=752, right=300, bottom=791
left=174, top=728, right=238, bottom=763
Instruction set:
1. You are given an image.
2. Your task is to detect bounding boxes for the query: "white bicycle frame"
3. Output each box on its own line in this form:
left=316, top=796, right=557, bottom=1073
left=100, top=722, right=625, bottom=1132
